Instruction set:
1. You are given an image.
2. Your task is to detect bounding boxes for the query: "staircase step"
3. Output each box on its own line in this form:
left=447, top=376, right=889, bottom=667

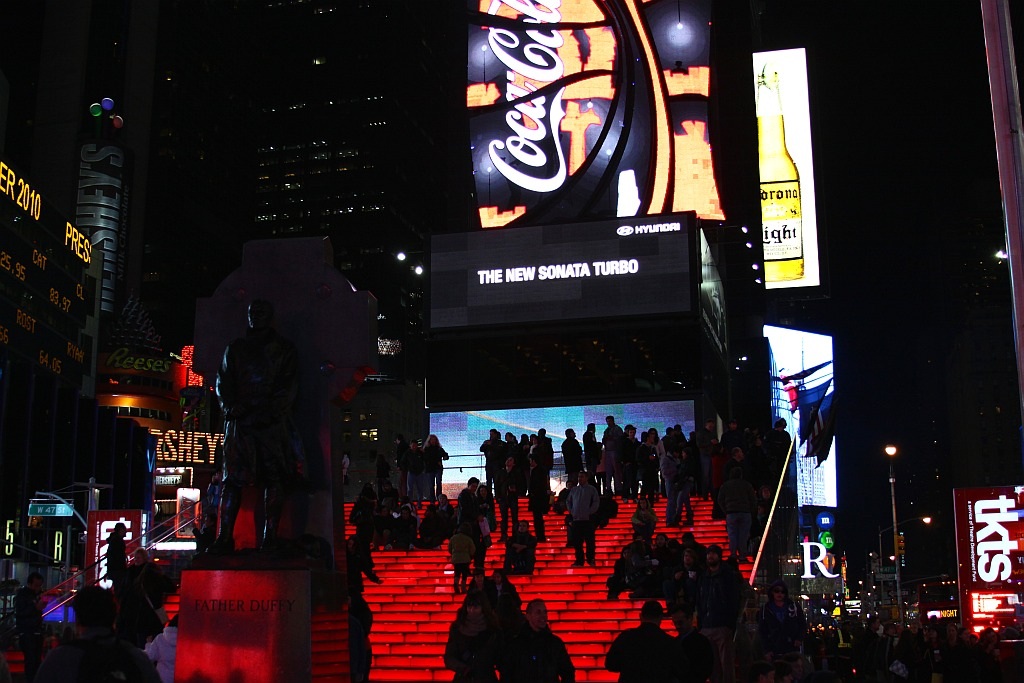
left=349, top=496, right=751, bottom=682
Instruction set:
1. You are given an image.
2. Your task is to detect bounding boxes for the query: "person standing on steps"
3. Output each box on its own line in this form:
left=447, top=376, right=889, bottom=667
left=500, top=599, right=576, bottom=683
left=565, top=471, right=600, bottom=567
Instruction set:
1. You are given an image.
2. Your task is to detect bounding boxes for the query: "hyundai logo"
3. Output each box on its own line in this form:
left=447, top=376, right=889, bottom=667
left=616, top=225, right=634, bottom=236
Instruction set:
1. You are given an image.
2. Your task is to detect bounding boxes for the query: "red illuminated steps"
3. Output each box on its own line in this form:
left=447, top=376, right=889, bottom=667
left=352, top=497, right=748, bottom=682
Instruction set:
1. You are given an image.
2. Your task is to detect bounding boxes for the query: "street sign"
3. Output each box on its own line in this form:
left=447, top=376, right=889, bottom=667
left=877, top=566, right=897, bottom=577
left=27, top=503, right=73, bottom=517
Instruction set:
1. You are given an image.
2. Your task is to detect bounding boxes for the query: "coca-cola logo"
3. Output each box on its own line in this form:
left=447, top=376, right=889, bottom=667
left=483, top=3, right=569, bottom=194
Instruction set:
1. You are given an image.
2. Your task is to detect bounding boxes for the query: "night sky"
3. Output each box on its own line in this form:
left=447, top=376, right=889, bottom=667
left=761, top=0, right=1024, bottom=581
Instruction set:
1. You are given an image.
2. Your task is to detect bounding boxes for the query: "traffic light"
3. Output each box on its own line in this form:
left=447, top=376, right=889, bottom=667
left=897, top=532, right=906, bottom=556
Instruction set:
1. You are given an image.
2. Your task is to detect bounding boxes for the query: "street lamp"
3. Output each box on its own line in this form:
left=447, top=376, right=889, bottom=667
left=884, top=444, right=903, bottom=622
left=878, top=516, right=931, bottom=562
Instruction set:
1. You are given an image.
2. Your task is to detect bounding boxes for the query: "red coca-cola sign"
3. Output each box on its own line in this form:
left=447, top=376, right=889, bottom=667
left=468, top=0, right=723, bottom=229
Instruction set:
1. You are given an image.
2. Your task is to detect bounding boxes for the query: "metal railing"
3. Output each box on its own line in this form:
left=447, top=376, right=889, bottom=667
left=0, top=499, right=202, bottom=644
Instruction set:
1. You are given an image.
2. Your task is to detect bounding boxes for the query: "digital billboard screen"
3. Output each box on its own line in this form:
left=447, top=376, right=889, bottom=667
left=699, top=229, right=726, bottom=361
left=764, top=325, right=837, bottom=507
left=467, top=0, right=723, bottom=229
left=753, top=49, right=820, bottom=290
left=428, top=399, right=696, bottom=469
left=953, top=486, right=1024, bottom=630
left=430, top=213, right=693, bottom=329
left=0, top=156, right=93, bottom=384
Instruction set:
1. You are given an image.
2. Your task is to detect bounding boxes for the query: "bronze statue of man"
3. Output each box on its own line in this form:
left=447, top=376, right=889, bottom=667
left=212, top=299, right=304, bottom=552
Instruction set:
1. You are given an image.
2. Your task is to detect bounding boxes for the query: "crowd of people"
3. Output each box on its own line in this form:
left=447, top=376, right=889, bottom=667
left=10, top=566, right=174, bottom=682
left=344, top=416, right=828, bottom=683
left=353, top=416, right=787, bottom=567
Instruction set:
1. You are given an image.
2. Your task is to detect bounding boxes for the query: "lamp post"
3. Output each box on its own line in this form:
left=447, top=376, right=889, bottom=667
left=884, top=444, right=903, bottom=622
left=877, top=516, right=932, bottom=563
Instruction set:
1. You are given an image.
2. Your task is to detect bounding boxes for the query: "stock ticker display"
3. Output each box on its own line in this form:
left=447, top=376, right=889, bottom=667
left=0, top=157, right=93, bottom=384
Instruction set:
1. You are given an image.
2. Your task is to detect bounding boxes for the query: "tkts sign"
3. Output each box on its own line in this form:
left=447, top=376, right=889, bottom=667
left=468, top=0, right=723, bottom=228
left=953, top=487, right=1024, bottom=630
left=954, top=487, right=1024, bottom=587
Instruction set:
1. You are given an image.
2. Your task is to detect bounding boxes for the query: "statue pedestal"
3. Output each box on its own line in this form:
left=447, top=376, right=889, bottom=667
left=175, top=561, right=347, bottom=683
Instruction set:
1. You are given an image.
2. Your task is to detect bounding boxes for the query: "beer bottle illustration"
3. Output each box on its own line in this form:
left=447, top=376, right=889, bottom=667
left=757, top=63, right=803, bottom=282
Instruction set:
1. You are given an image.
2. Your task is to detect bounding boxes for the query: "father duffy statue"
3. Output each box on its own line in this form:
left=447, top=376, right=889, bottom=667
left=211, top=299, right=305, bottom=552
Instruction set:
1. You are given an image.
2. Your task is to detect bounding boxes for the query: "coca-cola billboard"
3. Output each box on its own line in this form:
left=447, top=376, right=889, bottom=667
left=953, top=486, right=1024, bottom=630
left=468, top=0, right=723, bottom=229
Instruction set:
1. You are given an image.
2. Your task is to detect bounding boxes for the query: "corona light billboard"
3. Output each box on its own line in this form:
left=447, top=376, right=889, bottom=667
left=953, top=486, right=1024, bottom=631
left=752, top=49, right=820, bottom=289
left=467, top=0, right=723, bottom=229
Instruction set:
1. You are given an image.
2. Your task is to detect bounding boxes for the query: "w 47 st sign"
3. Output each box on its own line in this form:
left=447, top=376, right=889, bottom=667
left=27, top=503, right=74, bottom=517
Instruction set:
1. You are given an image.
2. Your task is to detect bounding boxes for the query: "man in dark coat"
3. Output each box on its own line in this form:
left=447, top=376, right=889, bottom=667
left=480, top=429, right=508, bottom=488
left=527, top=457, right=550, bottom=542
left=670, top=602, right=715, bottom=683
left=697, top=544, right=741, bottom=683
left=104, top=522, right=128, bottom=594
left=15, top=572, right=44, bottom=682
left=561, top=429, right=583, bottom=480
left=500, top=599, right=575, bottom=682
left=495, top=457, right=526, bottom=540
left=605, top=600, right=689, bottom=682
left=33, top=586, right=160, bottom=683
left=582, top=423, right=603, bottom=487
left=503, top=520, right=538, bottom=574
left=757, top=579, right=806, bottom=660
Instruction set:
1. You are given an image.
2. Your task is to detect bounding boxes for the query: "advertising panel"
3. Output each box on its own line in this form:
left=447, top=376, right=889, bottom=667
left=752, top=49, right=820, bottom=289
left=430, top=212, right=692, bottom=329
left=467, top=0, right=722, bottom=229
left=76, top=141, right=131, bottom=316
left=699, top=229, right=727, bottom=361
left=176, top=488, right=201, bottom=540
left=764, top=325, right=837, bottom=507
left=428, top=399, right=696, bottom=466
left=953, top=486, right=1024, bottom=630
left=86, top=509, right=145, bottom=588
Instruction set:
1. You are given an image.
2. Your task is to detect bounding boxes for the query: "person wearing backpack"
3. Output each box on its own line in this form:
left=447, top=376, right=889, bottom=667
left=34, top=586, right=160, bottom=682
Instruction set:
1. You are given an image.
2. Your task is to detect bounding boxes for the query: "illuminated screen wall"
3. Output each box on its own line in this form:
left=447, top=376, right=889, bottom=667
left=953, top=487, right=1024, bottom=630
left=0, top=156, right=93, bottom=385
left=430, top=213, right=693, bottom=329
left=764, top=325, right=836, bottom=507
left=428, top=400, right=696, bottom=467
left=698, top=229, right=726, bottom=360
left=467, top=0, right=722, bottom=229
left=753, top=49, right=820, bottom=289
